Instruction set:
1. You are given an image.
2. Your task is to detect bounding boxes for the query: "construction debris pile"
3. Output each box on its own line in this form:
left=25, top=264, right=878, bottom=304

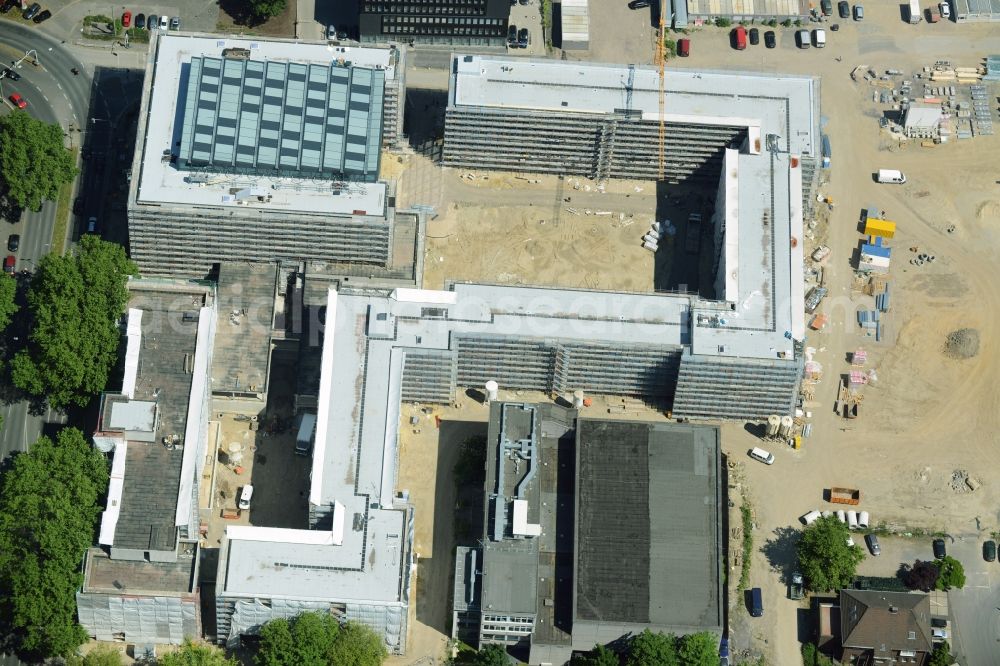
left=943, top=328, right=980, bottom=360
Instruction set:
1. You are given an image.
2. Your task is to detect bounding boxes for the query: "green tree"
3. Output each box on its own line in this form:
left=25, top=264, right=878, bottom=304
left=677, top=632, right=719, bottom=666
left=249, top=0, right=287, bottom=21
left=796, top=515, right=865, bottom=592
left=929, top=640, right=952, bottom=666
left=472, top=644, right=510, bottom=666
left=626, top=630, right=678, bottom=666
left=902, top=560, right=939, bottom=592
left=326, top=621, right=387, bottom=666
left=0, top=274, right=17, bottom=332
left=0, top=111, right=78, bottom=212
left=11, top=235, right=137, bottom=408
left=573, top=644, right=619, bottom=666
left=257, top=612, right=340, bottom=666
left=0, top=428, right=109, bottom=657
left=801, top=642, right=836, bottom=666
left=934, top=556, right=966, bottom=590
left=159, top=639, right=236, bottom=666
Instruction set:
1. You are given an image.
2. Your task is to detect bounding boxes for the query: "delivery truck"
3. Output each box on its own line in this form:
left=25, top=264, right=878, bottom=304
left=908, top=0, right=921, bottom=23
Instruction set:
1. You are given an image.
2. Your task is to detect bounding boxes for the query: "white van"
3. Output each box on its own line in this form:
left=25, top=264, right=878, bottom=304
left=812, top=28, right=827, bottom=48
left=238, top=485, right=254, bottom=510
left=749, top=447, right=775, bottom=465
left=877, top=169, right=907, bottom=184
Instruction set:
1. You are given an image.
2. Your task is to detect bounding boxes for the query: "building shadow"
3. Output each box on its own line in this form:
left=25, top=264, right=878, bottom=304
left=404, top=88, right=449, bottom=148
left=414, top=419, right=488, bottom=635
left=551, top=2, right=562, bottom=48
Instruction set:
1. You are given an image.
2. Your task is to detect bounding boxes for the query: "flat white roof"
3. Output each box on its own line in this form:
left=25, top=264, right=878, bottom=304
left=134, top=33, right=393, bottom=216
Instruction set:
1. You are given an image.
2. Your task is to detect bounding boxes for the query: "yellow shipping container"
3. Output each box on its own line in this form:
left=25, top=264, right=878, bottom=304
left=864, top=218, right=896, bottom=239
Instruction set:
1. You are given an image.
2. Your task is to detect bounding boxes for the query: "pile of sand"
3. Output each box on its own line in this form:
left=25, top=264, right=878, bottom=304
left=943, top=328, right=980, bottom=360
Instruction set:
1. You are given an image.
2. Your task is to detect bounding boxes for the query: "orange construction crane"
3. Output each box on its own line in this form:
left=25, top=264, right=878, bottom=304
left=654, top=1, right=667, bottom=180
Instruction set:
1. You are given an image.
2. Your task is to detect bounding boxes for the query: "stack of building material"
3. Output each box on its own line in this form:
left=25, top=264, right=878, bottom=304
left=852, top=348, right=868, bottom=366
left=859, top=235, right=891, bottom=274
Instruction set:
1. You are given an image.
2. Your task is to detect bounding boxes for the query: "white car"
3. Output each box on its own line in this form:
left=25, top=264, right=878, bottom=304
left=932, top=627, right=949, bottom=640
left=939, top=1, right=951, bottom=18
left=327, top=24, right=338, bottom=40
left=159, top=14, right=168, bottom=29
left=238, top=485, right=254, bottom=510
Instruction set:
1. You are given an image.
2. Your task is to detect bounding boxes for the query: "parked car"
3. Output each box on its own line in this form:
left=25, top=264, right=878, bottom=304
left=764, top=30, right=776, bottom=48
left=838, top=0, right=850, bottom=16
left=932, top=627, right=949, bottom=641
left=517, top=27, right=529, bottom=48
left=853, top=4, right=864, bottom=19
left=148, top=14, right=158, bottom=29
left=7, top=234, right=18, bottom=252
left=732, top=25, right=747, bottom=50
left=0, top=0, right=16, bottom=14
left=984, top=540, right=996, bottom=562
left=135, top=12, right=145, bottom=29
left=820, top=0, right=833, bottom=14
left=327, top=24, right=337, bottom=40
left=0, top=66, right=20, bottom=81
left=169, top=15, right=179, bottom=29
left=865, top=533, right=881, bottom=556
left=931, top=617, right=948, bottom=628
left=933, top=538, right=947, bottom=559
left=797, top=29, right=811, bottom=48
left=3, top=256, right=15, bottom=274
left=749, top=27, right=759, bottom=45
left=507, top=24, right=517, bottom=47
left=238, top=484, right=254, bottom=510
left=813, top=28, right=827, bottom=47
left=749, top=446, right=775, bottom=465
left=677, top=38, right=690, bottom=57
left=21, top=2, right=40, bottom=20
left=86, top=217, right=98, bottom=233
left=8, top=93, right=26, bottom=109
left=122, top=10, right=131, bottom=27
left=749, top=587, right=763, bottom=616
left=159, top=14, right=168, bottom=29
left=628, top=0, right=651, bottom=7
left=940, top=1, right=951, bottom=18
left=32, top=9, right=50, bottom=22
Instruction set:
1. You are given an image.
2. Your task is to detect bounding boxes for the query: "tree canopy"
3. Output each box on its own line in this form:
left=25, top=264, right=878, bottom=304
left=159, top=639, right=236, bottom=666
left=66, top=645, right=125, bottom=666
left=934, top=555, right=966, bottom=590
left=469, top=644, right=510, bottom=666
left=0, top=111, right=78, bottom=212
left=256, top=613, right=386, bottom=666
left=796, top=515, right=865, bottom=591
left=249, top=0, right=287, bottom=21
left=902, top=560, right=939, bottom=592
left=0, top=273, right=17, bottom=332
left=573, top=644, right=619, bottom=666
left=677, top=632, right=719, bottom=666
left=929, top=640, right=952, bottom=666
left=11, top=235, right=136, bottom=408
left=626, top=630, right=678, bottom=666
left=0, top=428, right=109, bottom=658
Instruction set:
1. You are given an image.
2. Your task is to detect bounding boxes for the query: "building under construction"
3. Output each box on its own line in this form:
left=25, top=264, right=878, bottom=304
left=128, top=33, right=409, bottom=278
left=443, top=55, right=819, bottom=211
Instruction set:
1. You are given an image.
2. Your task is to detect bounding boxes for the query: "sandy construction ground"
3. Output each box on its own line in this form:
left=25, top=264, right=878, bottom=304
left=390, top=6, right=1000, bottom=664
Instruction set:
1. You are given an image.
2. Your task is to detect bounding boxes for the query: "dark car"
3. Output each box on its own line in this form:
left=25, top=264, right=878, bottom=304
left=933, top=538, right=947, bottom=559
left=628, top=0, right=652, bottom=8
left=931, top=617, right=948, bottom=628
left=517, top=27, right=529, bottom=48
left=135, top=12, right=146, bottom=29
left=3, top=255, right=15, bottom=274
left=507, top=24, right=517, bottom=47
left=749, top=27, right=759, bottom=45
left=865, top=533, right=881, bottom=556
left=820, top=0, right=833, bottom=14
left=73, top=197, right=85, bottom=215
left=7, top=234, right=18, bottom=252
left=169, top=15, right=180, bottom=30
left=764, top=30, right=776, bottom=48
left=984, top=540, right=997, bottom=562
left=21, top=2, right=40, bottom=20
left=148, top=14, right=158, bottom=30
left=0, top=66, right=19, bottom=81
left=838, top=0, right=850, bottom=17
left=0, top=0, right=17, bottom=14
left=32, top=9, right=51, bottom=22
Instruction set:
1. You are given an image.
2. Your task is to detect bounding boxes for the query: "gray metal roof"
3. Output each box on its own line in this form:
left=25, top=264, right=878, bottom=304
left=178, top=56, right=384, bottom=181
left=572, top=420, right=722, bottom=640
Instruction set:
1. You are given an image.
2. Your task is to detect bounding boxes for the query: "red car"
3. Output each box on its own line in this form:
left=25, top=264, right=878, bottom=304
left=3, top=255, right=15, bottom=274
left=122, top=10, right=131, bottom=27
left=8, top=93, right=26, bottom=109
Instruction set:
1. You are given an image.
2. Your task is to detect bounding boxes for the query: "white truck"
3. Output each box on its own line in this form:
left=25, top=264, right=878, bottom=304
left=908, top=0, right=922, bottom=23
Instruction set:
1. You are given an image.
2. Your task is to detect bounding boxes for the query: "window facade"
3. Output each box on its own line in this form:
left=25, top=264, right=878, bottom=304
left=359, top=0, right=511, bottom=45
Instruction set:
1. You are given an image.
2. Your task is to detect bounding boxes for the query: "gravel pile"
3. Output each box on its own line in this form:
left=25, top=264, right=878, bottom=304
left=944, top=328, right=980, bottom=360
